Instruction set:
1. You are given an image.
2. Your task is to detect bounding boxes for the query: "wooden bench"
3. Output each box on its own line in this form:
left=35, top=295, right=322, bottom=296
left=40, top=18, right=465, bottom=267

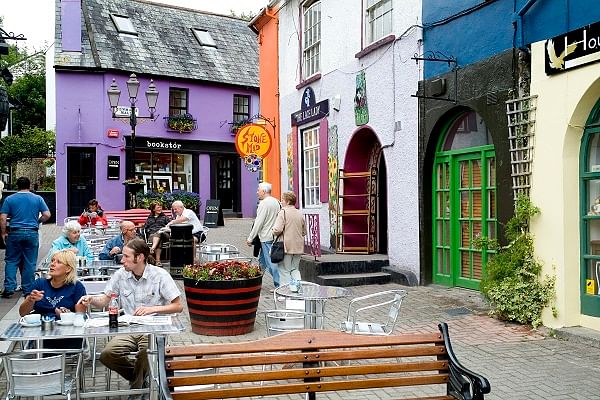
left=103, top=209, right=173, bottom=227
left=157, top=323, right=490, bottom=400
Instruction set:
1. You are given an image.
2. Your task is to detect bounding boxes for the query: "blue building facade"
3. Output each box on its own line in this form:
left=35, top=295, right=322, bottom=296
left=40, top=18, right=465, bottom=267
left=418, top=0, right=600, bottom=331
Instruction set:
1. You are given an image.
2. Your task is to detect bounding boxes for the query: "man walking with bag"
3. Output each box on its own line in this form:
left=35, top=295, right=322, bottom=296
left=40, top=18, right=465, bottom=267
left=0, top=177, right=51, bottom=297
left=246, top=182, right=280, bottom=288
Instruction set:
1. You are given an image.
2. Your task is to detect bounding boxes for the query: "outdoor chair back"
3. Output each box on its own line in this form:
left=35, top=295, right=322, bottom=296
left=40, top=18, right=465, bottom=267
left=2, top=348, right=83, bottom=400
left=340, top=289, right=407, bottom=335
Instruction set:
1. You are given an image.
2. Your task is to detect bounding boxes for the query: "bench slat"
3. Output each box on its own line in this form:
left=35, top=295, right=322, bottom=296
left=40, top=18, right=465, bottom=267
left=168, top=360, right=449, bottom=386
left=167, top=345, right=447, bottom=370
left=164, top=330, right=444, bottom=357
left=171, top=374, right=449, bottom=400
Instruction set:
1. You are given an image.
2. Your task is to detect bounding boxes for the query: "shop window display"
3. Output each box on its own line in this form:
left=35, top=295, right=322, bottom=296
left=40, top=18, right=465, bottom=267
left=135, top=152, right=191, bottom=193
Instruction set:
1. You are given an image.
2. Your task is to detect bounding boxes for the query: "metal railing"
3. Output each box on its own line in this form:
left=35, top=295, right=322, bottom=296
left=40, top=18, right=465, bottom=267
left=304, top=213, right=321, bottom=259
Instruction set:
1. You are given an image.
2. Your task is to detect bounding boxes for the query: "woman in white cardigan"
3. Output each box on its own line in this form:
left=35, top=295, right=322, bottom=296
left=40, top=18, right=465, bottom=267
left=272, top=192, right=306, bottom=285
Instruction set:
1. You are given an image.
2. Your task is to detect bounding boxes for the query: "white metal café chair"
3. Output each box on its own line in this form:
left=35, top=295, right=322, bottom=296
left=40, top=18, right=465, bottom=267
left=2, top=348, right=84, bottom=400
left=79, top=275, right=111, bottom=382
left=340, top=289, right=407, bottom=335
left=264, top=309, right=311, bottom=335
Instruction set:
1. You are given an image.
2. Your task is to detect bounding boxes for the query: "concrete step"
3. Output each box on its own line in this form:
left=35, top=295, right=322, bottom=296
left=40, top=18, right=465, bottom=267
left=299, top=256, right=389, bottom=279
left=316, top=272, right=391, bottom=287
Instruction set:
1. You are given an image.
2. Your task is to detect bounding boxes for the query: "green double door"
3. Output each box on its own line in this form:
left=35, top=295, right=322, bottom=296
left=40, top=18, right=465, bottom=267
left=433, top=149, right=496, bottom=289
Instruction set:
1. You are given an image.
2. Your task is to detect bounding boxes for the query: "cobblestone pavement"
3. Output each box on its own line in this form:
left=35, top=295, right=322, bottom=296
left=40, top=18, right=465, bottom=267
left=0, top=220, right=599, bottom=399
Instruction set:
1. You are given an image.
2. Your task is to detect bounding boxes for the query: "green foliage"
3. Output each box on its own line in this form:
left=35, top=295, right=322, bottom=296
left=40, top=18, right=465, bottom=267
left=475, top=194, right=555, bottom=328
left=0, top=126, right=55, bottom=172
left=228, top=10, right=256, bottom=21
left=7, top=73, right=46, bottom=133
left=136, top=190, right=201, bottom=211
left=38, top=175, right=55, bottom=191
left=166, top=113, right=196, bottom=133
left=0, top=43, right=46, bottom=134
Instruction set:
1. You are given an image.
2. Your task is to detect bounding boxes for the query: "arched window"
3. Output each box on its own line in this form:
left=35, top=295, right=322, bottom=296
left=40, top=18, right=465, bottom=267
left=442, top=111, right=492, bottom=151
left=579, top=99, right=600, bottom=317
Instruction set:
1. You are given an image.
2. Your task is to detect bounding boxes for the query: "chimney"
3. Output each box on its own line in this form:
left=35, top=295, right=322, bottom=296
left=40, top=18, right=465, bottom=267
left=61, top=0, right=82, bottom=52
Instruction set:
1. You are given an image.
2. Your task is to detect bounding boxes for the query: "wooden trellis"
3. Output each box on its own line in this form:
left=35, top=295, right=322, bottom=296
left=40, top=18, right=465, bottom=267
left=506, top=95, right=537, bottom=200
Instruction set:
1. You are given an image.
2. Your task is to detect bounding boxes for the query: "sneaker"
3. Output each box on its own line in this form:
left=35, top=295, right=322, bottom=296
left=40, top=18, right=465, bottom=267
left=1, top=291, right=14, bottom=299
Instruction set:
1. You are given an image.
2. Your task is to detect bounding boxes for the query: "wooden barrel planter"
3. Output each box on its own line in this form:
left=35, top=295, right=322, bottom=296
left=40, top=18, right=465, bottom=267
left=183, top=274, right=263, bottom=336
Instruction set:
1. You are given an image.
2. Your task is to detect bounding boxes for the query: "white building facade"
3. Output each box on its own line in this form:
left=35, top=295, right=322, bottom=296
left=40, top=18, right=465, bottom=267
left=277, top=0, right=423, bottom=281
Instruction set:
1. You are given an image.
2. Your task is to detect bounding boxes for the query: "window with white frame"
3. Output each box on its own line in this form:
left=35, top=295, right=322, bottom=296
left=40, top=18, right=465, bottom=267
left=366, top=0, right=392, bottom=44
left=301, top=125, right=320, bottom=207
left=302, top=1, right=321, bottom=79
left=110, top=14, right=137, bottom=35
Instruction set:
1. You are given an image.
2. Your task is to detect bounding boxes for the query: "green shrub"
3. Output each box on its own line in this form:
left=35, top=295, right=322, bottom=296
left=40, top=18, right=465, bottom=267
left=474, top=194, right=555, bottom=328
left=137, top=190, right=201, bottom=211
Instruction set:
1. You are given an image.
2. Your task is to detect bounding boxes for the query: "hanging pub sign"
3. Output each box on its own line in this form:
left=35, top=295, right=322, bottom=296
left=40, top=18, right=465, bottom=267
left=234, top=124, right=272, bottom=158
left=291, top=87, right=329, bottom=126
left=545, top=20, right=600, bottom=75
left=107, top=156, right=120, bottom=180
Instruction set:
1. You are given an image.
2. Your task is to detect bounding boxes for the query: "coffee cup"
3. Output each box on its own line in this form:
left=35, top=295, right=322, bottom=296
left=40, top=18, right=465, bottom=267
left=60, top=312, right=75, bottom=324
left=22, top=313, right=41, bottom=324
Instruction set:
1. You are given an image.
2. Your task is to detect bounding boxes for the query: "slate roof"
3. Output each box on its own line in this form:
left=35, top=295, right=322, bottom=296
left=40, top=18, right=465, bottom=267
left=54, top=0, right=258, bottom=88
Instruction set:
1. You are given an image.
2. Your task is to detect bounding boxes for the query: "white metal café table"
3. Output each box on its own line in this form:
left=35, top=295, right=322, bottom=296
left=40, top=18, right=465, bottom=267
left=0, top=315, right=185, bottom=399
left=276, top=283, right=353, bottom=329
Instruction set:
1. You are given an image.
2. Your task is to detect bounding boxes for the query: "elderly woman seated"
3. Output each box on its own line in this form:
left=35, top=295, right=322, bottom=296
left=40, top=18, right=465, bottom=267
left=46, top=220, right=94, bottom=263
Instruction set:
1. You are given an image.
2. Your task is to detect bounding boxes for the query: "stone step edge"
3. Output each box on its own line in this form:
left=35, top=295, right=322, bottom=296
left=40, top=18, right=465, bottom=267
left=317, top=272, right=392, bottom=279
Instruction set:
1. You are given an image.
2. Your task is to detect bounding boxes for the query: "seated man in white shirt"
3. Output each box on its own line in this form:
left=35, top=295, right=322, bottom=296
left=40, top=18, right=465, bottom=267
left=78, top=238, right=183, bottom=391
left=167, top=200, right=205, bottom=258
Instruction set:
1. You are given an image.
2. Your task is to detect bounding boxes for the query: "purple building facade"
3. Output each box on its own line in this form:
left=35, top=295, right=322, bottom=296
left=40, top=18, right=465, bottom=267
left=54, top=0, right=260, bottom=223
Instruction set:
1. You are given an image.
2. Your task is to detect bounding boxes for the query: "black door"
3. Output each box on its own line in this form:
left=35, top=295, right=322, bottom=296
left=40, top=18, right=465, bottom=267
left=212, top=155, right=240, bottom=214
left=67, top=147, right=96, bottom=217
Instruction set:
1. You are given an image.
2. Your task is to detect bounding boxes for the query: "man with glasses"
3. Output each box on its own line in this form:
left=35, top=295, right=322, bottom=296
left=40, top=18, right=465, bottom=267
left=99, top=221, right=138, bottom=260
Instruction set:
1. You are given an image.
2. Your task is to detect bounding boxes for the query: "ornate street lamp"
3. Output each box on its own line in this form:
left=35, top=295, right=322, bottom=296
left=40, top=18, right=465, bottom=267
left=107, top=73, right=158, bottom=207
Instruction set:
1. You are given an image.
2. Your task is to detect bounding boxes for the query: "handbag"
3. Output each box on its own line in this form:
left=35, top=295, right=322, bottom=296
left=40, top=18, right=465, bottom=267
left=269, top=210, right=286, bottom=264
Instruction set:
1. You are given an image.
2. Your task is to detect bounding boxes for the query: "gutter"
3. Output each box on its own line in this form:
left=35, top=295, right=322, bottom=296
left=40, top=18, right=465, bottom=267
left=512, top=0, right=539, bottom=47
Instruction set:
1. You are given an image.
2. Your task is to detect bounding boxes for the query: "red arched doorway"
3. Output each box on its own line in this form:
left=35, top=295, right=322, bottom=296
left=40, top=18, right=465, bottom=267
left=336, top=127, right=387, bottom=254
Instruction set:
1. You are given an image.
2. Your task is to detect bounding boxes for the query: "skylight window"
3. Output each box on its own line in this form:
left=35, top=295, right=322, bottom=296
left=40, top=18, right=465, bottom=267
left=192, top=29, right=217, bottom=47
left=111, top=14, right=137, bottom=35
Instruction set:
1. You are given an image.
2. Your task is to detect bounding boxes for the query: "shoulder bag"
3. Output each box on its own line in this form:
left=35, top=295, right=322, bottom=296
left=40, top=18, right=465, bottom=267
left=269, top=209, right=286, bottom=264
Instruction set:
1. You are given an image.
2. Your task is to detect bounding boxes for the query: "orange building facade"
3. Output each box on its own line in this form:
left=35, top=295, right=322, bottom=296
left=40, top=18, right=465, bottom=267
left=250, top=4, right=281, bottom=198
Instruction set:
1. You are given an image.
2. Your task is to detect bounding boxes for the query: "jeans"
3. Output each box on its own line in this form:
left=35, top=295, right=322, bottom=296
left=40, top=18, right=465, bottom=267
left=278, top=254, right=302, bottom=286
left=4, top=229, right=39, bottom=294
left=258, top=241, right=280, bottom=287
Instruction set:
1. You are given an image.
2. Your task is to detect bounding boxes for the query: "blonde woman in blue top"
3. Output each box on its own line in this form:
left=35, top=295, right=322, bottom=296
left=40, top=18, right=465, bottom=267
left=46, top=220, right=94, bottom=262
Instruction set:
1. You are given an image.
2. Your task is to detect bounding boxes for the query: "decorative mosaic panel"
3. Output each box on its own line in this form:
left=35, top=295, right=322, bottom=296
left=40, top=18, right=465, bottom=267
left=328, top=125, right=339, bottom=249
left=287, top=130, right=294, bottom=191
left=354, top=70, right=369, bottom=126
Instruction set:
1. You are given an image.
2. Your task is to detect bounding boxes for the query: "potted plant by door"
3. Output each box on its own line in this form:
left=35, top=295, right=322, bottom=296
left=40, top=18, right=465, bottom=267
left=182, top=259, right=262, bottom=336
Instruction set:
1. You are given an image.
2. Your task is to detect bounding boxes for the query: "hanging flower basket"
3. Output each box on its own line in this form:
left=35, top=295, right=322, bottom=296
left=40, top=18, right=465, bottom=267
left=164, top=114, right=197, bottom=133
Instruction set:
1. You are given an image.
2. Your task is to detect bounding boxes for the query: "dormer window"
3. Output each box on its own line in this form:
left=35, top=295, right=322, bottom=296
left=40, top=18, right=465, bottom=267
left=110, top=14, right=137, bottom=35
left=192, top=29, right=217, bottom=47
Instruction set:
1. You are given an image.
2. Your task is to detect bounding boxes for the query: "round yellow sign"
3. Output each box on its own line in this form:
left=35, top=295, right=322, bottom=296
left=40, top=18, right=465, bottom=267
left=234, top=124, right=272, bottom=158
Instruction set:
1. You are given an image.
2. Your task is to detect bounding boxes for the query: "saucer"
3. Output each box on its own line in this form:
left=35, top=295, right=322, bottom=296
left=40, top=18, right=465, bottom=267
left=57, top=320, right=73, bottom=326
left=19, top=320, right=41, bottom=327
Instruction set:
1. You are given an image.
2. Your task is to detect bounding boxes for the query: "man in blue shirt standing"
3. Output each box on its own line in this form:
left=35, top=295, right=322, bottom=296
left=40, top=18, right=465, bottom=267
left=0, top=177, right=51, bottom=297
